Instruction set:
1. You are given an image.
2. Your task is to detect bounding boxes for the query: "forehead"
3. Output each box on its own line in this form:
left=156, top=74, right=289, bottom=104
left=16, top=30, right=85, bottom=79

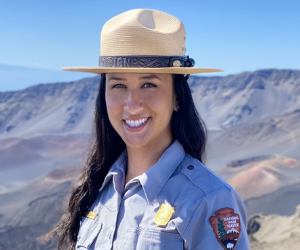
left=106, top=73, right=172, bottom=82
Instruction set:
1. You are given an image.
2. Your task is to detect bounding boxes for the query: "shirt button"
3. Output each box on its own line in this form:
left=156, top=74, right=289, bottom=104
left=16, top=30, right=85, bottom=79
left=187, top=165, right=194, bottom=170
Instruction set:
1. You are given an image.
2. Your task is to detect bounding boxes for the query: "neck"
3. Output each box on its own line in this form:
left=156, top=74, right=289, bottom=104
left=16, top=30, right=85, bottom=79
left=125, top=136, right=173, bottom=185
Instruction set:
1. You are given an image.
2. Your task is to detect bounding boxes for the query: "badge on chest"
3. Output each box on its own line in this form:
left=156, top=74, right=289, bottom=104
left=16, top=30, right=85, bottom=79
left=154, top=201, right=175, bottom=226
left=84, top=211, right=98, bottom=220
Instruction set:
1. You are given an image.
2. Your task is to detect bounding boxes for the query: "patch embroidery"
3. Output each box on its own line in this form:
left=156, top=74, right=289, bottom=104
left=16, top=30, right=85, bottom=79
left=209, top=208, right=240, bottom=250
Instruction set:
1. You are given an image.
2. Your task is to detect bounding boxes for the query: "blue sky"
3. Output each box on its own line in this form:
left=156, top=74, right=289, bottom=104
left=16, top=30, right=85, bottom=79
left=0, top=0, right=299, bottom=90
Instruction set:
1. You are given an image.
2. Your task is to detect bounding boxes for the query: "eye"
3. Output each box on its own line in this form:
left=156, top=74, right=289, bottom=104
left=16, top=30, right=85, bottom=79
left=112, top=83, right=126, bottom=88
left=142, top=83, right=156, bottom=88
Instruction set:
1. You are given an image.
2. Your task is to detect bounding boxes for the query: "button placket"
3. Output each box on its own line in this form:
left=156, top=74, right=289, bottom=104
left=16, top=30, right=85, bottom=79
left=93, top=177, right=123, bottom=250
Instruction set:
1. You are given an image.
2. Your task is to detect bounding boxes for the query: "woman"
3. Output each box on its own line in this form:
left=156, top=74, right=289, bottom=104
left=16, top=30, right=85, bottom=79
left=48, top=9, right=250, bottom=250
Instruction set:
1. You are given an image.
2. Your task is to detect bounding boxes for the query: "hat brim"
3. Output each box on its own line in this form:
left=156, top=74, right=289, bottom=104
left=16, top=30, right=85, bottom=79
left=61, top=67, right=223, bottom=74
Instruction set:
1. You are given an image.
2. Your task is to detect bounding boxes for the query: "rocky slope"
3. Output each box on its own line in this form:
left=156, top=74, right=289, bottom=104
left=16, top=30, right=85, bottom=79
left=221, top=155, right=300, bottom=216
left=206, top=109, right=300, bottom=169
left=248, top=204, right=300, bottom=250
left=0, top=75, right=100, bottom=139
left=0, top=134, right=90, bottom=188
left=191, top=69, right=300, bottom=129
left=0, top=166, right=80, bottom=249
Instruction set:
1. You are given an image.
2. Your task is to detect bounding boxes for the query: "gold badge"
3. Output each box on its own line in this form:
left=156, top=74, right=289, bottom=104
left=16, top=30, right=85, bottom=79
left=172, top=60, right=182, bottom=67
left=154, top=202, right=175, bottom=226
left=84, top=211, right=97, bottom=220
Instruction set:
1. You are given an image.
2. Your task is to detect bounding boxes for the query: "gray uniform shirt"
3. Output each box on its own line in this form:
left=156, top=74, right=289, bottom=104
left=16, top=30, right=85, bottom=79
left=76, top=140, right=250, bottom=250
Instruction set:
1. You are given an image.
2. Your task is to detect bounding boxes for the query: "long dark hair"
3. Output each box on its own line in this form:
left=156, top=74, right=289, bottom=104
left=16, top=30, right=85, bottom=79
left=46, top=73, right=207, bottom=249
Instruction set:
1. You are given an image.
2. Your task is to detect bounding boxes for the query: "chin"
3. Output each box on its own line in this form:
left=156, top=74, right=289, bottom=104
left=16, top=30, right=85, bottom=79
left=121, top=134, right=152, bottom=149
left=123, top=139, right=149, bottom=149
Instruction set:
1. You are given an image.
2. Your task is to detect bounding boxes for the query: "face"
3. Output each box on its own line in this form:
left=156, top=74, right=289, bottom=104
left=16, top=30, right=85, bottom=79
left=105, top=73, right=178, bottom=150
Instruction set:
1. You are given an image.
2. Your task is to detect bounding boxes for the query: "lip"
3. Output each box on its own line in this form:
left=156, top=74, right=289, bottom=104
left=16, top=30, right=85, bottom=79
left=123, top=117, right=150, bottom=132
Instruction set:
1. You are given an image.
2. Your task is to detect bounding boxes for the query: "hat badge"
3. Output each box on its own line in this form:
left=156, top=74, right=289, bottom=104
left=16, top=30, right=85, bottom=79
left=173, top=60, right=182, bottom=67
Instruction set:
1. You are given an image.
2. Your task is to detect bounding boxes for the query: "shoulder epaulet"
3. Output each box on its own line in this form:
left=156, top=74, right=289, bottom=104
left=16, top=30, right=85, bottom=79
left=180, top=154, right=230, bottom=196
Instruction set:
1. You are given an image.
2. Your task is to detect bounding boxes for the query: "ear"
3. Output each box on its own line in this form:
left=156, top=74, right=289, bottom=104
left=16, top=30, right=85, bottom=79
left=173, top=96, right=179, bottom=112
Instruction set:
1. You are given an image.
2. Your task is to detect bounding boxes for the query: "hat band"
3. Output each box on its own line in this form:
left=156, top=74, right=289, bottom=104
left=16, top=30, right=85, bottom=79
left=99, top=56, right=195, bottom=68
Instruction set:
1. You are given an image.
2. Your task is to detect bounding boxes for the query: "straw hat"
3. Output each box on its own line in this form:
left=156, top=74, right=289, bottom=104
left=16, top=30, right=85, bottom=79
left=62, top=9, right=222, bottom=74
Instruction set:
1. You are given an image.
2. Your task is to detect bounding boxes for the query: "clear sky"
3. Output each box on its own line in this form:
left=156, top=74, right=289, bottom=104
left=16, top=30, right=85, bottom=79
left=0, top=0, right=299, bottom=89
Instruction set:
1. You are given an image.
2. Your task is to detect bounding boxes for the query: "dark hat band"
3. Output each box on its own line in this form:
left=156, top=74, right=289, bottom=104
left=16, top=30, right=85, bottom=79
left=99, top=56, right=195, bottom=68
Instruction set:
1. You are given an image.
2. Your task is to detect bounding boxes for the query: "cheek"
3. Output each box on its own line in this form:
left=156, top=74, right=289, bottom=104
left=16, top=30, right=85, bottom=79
left=146, top=91, right=175, bottom=114
left=105, top=93, right=123, bottom=120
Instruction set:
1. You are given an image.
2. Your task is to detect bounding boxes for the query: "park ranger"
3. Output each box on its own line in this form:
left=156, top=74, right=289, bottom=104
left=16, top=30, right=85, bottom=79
left=48, top=8, right=250, bottom=250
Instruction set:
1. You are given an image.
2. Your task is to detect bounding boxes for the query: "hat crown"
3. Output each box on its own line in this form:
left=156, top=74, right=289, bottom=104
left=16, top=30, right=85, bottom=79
left=62, top=9, right=222, bottom=74
left=101, top=9, right=186, bottom=56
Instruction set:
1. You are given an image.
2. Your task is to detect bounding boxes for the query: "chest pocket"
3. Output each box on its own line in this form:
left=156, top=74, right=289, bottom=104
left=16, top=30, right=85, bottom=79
left=76, top=217, right=102, bottom=249
left=120, top=227, right=184, bottom=250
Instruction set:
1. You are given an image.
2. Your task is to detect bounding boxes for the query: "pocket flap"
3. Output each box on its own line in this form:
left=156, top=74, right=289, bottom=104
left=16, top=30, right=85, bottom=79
left=76, top=219, right=102, bottom=249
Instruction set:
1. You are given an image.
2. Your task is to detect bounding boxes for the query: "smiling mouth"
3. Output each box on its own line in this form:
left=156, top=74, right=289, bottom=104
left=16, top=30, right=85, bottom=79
left=123, top=117, right=150, bottom=130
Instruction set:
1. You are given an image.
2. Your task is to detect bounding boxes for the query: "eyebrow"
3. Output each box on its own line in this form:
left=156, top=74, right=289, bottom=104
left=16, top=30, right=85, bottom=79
left=141, top=75, right=161, bottom=80
left=107, top=74, right=162, bottom=82
left=107, top=77, right=126, bottom=82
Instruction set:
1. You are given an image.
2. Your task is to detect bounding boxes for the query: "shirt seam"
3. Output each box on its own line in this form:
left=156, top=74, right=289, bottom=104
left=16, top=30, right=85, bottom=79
left=182, top=159, right=232, bottom=195
left=182, top=186, right=231, bottom=236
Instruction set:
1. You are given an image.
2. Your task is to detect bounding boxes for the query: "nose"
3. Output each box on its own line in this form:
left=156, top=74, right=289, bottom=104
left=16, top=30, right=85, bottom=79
left=124, top=89, right=144, bottom=114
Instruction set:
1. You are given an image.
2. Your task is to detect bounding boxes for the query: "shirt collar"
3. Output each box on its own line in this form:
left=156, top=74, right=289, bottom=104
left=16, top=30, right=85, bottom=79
left=99, top=150, right=127, bottom=194
left=139, top=140, right=185, bottom=204
left=98, top=140, right=186, bottom=202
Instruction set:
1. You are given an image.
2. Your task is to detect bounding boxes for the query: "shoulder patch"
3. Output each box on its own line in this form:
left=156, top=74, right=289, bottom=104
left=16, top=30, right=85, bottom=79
left=209, top=208, right=241, bottom=250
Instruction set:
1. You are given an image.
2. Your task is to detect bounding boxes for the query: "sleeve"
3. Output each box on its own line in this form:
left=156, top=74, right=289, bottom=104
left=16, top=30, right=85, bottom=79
left=182, top=187, right=250, bottom=250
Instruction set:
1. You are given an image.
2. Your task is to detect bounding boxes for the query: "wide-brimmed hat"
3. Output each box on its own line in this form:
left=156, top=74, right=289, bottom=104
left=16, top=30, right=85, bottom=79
left=62, top=9, right=222, bottom=74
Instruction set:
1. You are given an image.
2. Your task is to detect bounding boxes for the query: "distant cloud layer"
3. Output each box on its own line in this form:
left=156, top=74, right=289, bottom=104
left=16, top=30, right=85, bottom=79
left=0, top=63, right=93, bottom=92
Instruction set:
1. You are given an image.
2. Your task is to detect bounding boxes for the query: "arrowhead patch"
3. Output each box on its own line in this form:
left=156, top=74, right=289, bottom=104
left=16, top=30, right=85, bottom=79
left=209, top=208, right=241, bottom=250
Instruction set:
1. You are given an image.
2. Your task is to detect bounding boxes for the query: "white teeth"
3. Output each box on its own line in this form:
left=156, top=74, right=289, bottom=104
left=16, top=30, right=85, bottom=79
left=125, top=118, right=149, bottom=127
